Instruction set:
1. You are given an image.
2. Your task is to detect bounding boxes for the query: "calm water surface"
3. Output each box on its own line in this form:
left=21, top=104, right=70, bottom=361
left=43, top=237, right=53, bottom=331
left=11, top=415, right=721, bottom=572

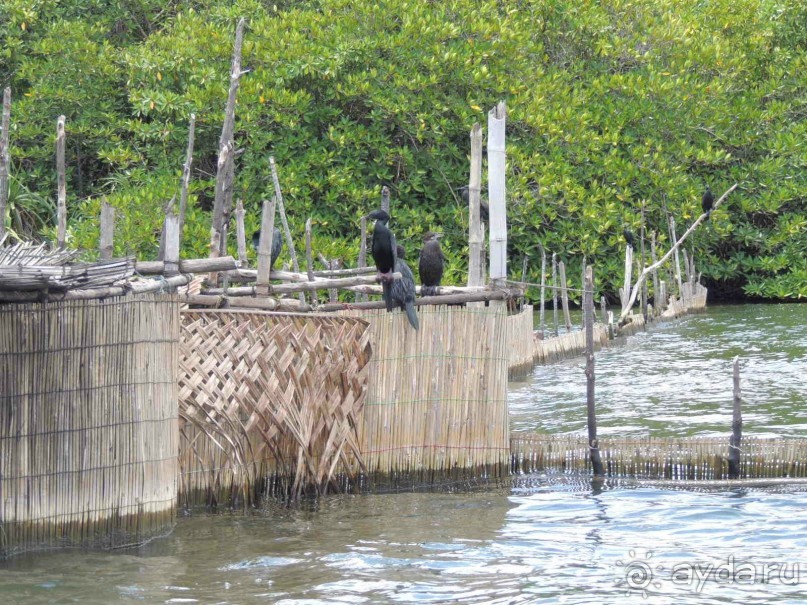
left=2, top=304, right=805, bottom=604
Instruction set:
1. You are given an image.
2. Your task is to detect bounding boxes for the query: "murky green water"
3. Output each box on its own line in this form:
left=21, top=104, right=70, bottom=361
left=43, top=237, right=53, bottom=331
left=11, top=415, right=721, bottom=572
left=2, top=304, right=805, bottom=604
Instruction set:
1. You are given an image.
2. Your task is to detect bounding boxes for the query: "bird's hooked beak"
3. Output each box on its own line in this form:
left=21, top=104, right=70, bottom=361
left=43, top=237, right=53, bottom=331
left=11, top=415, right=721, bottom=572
left=435, top=232, right=444, bottom=239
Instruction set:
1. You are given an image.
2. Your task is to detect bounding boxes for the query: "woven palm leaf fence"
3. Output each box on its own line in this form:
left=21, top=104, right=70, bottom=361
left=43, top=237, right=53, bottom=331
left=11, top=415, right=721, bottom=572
left=344, top=305, right=511, bottom=488
left=0, top=294, right=179, bottom=558
left=511, top=434, right=807, bottom=480
left=178, top=310, right=372, bottom=507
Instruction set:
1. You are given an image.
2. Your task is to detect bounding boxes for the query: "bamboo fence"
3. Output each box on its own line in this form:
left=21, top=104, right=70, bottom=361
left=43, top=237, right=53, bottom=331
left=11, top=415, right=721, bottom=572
left=0, top=294, right=179, bottom=558
left=511, top=434, right=807, bottom=480
left=533, top=324, right=610, bottom=365
left=506, top=304, right=534, bottom=377
left=343, top=305, right=511, bottom=486
left=178, top=310, right=372, bottom=506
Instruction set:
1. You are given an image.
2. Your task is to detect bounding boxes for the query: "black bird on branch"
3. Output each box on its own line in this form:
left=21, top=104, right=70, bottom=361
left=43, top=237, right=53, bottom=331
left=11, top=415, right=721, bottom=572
left=366, top=208, right=396, bottom=312
left=252, top=227, right=283, bottom=270
left=701, top=186, right=714, bottom=220
left=622, top=227, right=637, bottom=250
left=393, top=244, right=419, bottom=330
left=418, top=231, right=445, bottom=296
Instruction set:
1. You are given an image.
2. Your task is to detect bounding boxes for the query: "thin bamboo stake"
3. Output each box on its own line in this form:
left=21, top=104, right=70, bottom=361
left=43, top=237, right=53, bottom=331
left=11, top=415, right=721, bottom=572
left=584, top=265, right=604, bottom=476
left=56, top=116, right=67, bottom=248
left=487, top=102, right=507, bottom=287
left=256, top=198, right=277, bottom=295
left=651, top=231, right=660, bottom=310
left=0, top=87, right=10, bottom=240
left=620, top=184, right=737, bottom=322
left=235, top=199, right=248, bottom=267
left=539, top=244, right=546, bottom=337
left=210, top=18, right=246, bottom=259
left=580, top=257, right=586, bottom=329
left=99, top=198, right=114, bottom=260
left=268, top=156, right=306, bottom=304
left=668, top=214, right=683, bottom=297
left=552, top=253, right=558, bottom=336
left=178, top=114, right=195, bottom=244
left=729, top=356, right=742, bottom=479
left=163, top=212, right=181, bottom=275
left=468, top=123, right=484, bottom=289
left=600, top=296, right=607, bottom=326
left=558, top=260, right=572, bottom=332
left=621, top=245, right=633, bottom=312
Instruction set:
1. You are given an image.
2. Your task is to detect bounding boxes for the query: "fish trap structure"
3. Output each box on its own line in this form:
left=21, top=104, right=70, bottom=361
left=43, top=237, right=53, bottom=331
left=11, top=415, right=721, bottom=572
left=0, top=294, right=180, bottom=558
left=510, top=434, right=807, bottom=481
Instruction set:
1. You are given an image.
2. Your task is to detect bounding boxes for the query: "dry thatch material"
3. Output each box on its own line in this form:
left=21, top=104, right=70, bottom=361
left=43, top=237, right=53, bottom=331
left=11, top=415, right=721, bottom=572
left=511, top=434, right=807, bottom=480
left=343, top=305, right=511, bottom=483
left=178, top=310, right=371, bottom=506
left=0, top=294, right=179, bottom=558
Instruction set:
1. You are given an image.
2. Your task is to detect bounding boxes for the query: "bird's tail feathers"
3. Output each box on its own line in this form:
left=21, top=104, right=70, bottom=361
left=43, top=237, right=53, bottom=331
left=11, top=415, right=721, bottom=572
left=382, top=282, right=394, bottom=312
left=405, top=302, right=419, bottom=330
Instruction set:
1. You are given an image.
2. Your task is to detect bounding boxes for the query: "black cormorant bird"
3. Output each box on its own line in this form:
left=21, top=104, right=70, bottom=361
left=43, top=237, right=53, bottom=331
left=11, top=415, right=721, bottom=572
left=252, top=227, right=283, bottom=269
left=701, top=186, right=714, bottom=220
left=419, top=231, right=445, bottom=296
left=622, top=227, right=637, bottom=250
left=366, top=208, right=396, bottom=312
left=393, top=244, right=419, bottom=330
left=460, top=185, right=489, bottom=223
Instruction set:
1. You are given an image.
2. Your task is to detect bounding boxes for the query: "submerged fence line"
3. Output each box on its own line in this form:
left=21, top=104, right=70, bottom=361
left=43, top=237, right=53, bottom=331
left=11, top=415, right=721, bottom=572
left=511, top=434, right=807, bottom=481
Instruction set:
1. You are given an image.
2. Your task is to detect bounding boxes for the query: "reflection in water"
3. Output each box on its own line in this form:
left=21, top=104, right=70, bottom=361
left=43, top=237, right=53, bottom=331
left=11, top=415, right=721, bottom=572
left=1, top=305, right=805, bottom=604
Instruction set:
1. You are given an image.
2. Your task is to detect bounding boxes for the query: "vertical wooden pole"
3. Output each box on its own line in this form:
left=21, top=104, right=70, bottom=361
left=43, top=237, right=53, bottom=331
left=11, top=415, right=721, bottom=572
left=56, top=115, right=67, bottom=248
left=178, top=113, right=195, bottom=245
left=558, top=260, right=571, bottom=332
left=269, top=156, right=306, bottom=304
left=728, top=356, right=743, bottom=479
left=538, top=244, right=546, bottom=337
left=357, top=216, right=368, bottom=303
left=668, top=214, right=683, bottom=298
left=235, top=199, right=248, bottom=267
left=163, top=212, right=181, bottom=275
left=581, top=257, right=587, bottom=329
left=651, top=231, right=660, bottom=312
left=585, top=265, right=604, bottom=476
left=600, top=296, right=607, bottom=325
left=552, top=253, right=558, bottom=336
left=256, top=198, right=277, bottom=295
left=468, top=123, right=484, bottom=290
left=305, top=217, right=317, bottom=306
left=99, top=198, right=115, bottom=260
left=621, top=245, right=633, bottom=312
left=487, top=101, right=507, bottom=290
left=381, top=185, right=391, bottom=215
left=210, top=18, right=246, bottom=259
left=0, top=87, right=10, bottom=241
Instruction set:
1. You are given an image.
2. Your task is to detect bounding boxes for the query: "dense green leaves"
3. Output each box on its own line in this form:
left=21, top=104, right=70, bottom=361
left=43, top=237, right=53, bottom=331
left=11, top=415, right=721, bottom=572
left=1, top=0, right=805, bottom=300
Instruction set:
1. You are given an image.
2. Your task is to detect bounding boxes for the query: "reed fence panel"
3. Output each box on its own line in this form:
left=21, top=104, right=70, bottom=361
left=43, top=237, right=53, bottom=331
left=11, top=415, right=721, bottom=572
left=0, top=294, right=179, bottom=558
left=343, top=305, right=510, bottom=482
left=506, top=304, right=534, bottom=377
left=511, top=434, right=807, bottom=480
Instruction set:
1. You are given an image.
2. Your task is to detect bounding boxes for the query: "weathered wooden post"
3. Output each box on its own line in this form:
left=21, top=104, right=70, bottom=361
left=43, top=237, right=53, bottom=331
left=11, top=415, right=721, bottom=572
left=600, top=295, right=607, bottom=326
left=56, top=115, right=67, bottom=248
left=210, top=18, right=247, bottom=260
left=468, top=123, right=484, bottom=309
left=558, top=260, right=572, bottom=332
left=178, top=113, right=195, bottom=243
left=728, top=356, right=743, bottom=479
left=381, top=185, right=391, bottom=215
left=651, top=231, right=660, bottom=313
left=0, top=87, right=10, bottom=241
left=163, top=212, right=181, bottom=276
left=356, top=215, right=368, bottom=303
left=585, top=265, right=604, bottom=476
left=99, top=198, right=115, bottom=260
left=552, top=252, right=559, bottom=336
left=234, top=199, right=248, bottom=267
left=269, top=156, right=306, bottom=304
left=621, top=244, right=633, bottom=313
left=305, top=217, right=317, bottom=306
left=487, top=101, right=507, bottom=308
left=668, top=214, right=683, bottom=298
left=539, top=243, right=546, bottom=337
left=581, top=257, right=587, bottom=329
left=255, top=198, right=277, bottom=296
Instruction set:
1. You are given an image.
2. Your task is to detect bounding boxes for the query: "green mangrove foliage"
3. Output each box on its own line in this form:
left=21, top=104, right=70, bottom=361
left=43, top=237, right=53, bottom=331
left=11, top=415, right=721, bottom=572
left=1, top=0, right=804, bottom=300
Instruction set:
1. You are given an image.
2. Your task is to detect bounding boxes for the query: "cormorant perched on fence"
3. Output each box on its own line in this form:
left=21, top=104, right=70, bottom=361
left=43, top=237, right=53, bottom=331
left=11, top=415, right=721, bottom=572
left=252, top=227, right=283, bottom=269
left=366, top=208, right=396, bottom=312
left=419, top=231, right=445, bottom=296
left=393, top=244, right=419, bottom=330
left=460, top=185, right=488, bottom=222
left=622, top=227, right=637, bottom=250
left=702, top=186, right=714, bottom=219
